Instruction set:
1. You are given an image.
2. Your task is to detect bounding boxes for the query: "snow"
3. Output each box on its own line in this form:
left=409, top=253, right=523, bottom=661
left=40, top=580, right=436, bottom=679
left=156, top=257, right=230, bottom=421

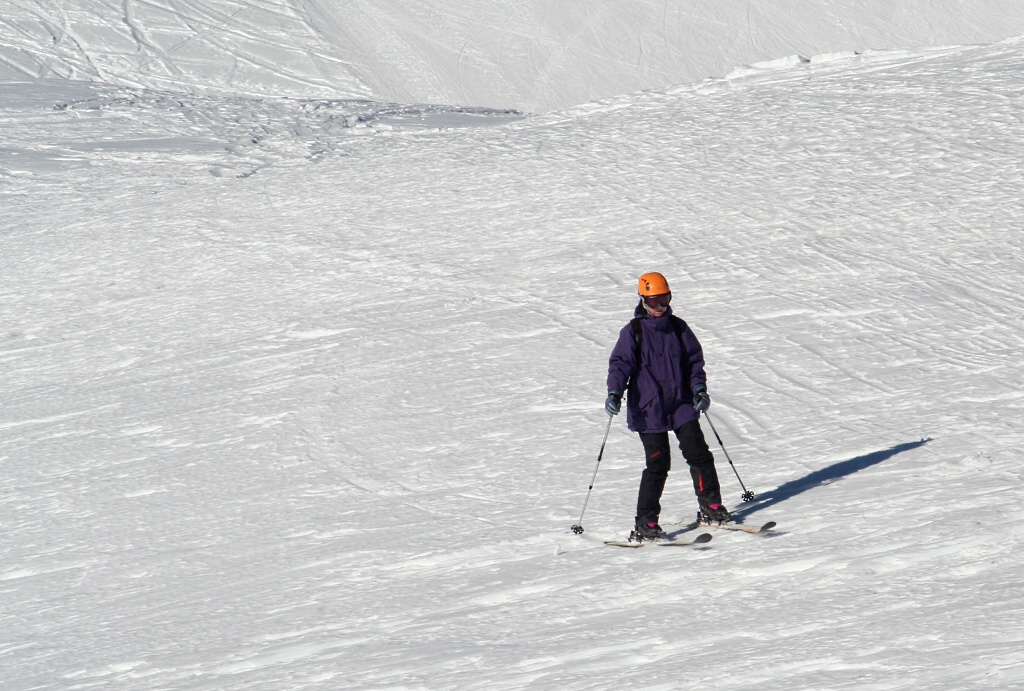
left=3, top=2, right=1024, bottom=689
left=6, top=0, right=1024, bottom=111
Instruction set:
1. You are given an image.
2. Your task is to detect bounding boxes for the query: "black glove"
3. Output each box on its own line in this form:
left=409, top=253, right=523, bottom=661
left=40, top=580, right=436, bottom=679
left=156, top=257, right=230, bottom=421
left=692, top=384, right=710, bottom=413
left=604, top=390, right=623, bottom=416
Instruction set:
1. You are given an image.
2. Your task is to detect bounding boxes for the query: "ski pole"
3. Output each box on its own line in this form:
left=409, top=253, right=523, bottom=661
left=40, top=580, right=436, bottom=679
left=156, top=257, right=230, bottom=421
left=571, top=414, right=614, bottom=535
left=702, top=410, right=756, bottom=502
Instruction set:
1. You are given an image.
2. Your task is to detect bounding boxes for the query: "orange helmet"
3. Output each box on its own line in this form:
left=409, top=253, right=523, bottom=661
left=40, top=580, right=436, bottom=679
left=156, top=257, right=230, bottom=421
left=637, top=272, right=670, bottom=296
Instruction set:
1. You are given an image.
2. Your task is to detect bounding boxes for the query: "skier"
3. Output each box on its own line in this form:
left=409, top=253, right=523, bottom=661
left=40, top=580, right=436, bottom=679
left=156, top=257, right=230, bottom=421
left=605, top=272, right=729, bottom=539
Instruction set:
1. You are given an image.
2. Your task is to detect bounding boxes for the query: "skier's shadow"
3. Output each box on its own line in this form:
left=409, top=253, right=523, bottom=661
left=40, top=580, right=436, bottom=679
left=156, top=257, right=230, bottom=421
left=729, top=438, right=932, bottom=521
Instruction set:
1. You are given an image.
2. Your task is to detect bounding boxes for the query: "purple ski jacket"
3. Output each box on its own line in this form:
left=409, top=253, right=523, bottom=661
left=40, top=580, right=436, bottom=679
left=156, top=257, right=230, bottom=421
left=607, top=302, right=708, bottom=433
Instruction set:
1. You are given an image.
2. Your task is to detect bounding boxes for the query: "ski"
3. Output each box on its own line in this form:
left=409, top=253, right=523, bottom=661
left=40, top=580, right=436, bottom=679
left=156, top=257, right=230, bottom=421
left=711, top=520, right=776, bottom=534
left=678, top=520, right=776, bottom=534
left=604, top=532, right=713, bottom=548
left=657, top=532, right=714, bottom=546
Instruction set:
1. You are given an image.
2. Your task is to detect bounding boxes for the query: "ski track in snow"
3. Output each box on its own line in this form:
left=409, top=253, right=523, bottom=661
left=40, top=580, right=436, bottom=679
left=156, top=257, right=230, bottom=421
left=3, top=19, right=1024, bottom=691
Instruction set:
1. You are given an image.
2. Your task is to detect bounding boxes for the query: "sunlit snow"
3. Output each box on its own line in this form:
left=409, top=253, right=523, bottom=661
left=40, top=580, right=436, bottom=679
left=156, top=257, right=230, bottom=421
left=3, top=2, right=1024, bottom=689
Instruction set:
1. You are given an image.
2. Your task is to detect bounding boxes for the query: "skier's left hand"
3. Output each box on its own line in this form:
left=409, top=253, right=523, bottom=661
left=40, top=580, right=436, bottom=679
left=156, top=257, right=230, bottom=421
left=692, top=384, right=711, bottom=413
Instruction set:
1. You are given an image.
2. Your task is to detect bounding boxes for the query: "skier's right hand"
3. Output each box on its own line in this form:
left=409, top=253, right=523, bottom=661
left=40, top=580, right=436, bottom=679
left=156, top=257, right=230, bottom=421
left=605, top=391, right=623, bottom=416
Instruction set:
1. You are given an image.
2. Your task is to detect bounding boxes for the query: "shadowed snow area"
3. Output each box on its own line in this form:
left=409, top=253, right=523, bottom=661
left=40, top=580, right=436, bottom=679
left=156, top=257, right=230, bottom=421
left=2, top=2, right=1024, bottom=690
left=0, top=79, right=521, bottom=178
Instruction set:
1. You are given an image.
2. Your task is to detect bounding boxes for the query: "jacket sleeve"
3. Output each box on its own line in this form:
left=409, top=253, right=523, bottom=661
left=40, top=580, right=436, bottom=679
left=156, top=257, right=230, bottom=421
left=607, top=324, right=637, bottom=393
left=682, top=325, right=707, bottom=390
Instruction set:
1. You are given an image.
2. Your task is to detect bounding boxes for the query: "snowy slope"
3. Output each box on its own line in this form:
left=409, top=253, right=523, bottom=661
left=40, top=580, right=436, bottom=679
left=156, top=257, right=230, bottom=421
left=3, top=0, right=1024, bottom=110
left=4, top=6, right=1024, bottom=691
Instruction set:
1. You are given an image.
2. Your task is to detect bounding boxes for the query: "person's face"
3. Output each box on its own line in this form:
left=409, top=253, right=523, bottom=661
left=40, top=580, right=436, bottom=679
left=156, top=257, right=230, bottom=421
left=642, top=293, right=670, bottom=317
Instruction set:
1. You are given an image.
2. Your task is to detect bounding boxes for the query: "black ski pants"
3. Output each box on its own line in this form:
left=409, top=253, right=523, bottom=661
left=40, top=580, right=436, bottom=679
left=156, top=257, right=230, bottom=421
left=636, top=419, right=721, bottom=523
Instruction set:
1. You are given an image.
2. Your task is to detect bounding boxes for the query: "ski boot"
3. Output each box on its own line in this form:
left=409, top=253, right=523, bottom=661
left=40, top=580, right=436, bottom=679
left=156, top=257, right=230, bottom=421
left=630, top=517, right=668, bottom=542
left=697, top=502, right=731, bottom=525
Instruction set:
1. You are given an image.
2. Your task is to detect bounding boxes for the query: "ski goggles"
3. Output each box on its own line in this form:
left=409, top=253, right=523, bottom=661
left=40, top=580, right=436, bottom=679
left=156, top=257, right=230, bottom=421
left=642, top=293, right=671, bottom=309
